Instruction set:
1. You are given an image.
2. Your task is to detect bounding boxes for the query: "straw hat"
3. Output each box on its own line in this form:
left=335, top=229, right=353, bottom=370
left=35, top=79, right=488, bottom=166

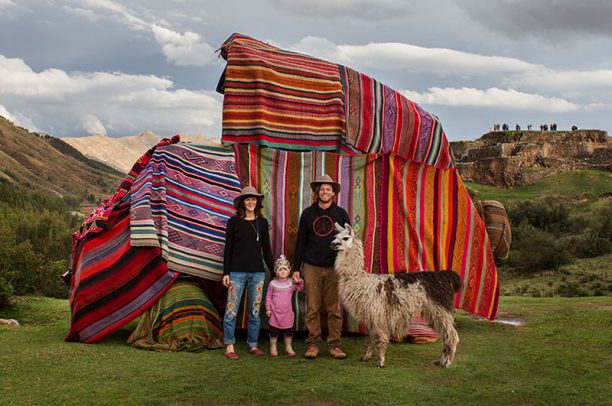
left=233, top=185, right=264, bottom=208
left=310, top=174, right=340, bottom=194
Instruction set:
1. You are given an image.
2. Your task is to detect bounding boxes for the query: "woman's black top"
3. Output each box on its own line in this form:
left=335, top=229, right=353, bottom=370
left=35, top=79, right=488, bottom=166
left=223, top=216, right=274, bottom=276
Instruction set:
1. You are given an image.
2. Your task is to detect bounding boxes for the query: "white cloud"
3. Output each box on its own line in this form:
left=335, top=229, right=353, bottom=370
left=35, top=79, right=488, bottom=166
left=0, top=0, right=15, bottom=9
left=292, top=36, right=541, bottom=76
left=151, top=25, right=215, bottom=66
left=0, top=104, right=39, bottom=131
left=80, top=114, right=106, bottom=135
left=65, top=0, right=216, bottom=66
left=0, top=54, right=222, bottom=137
left=509, top=69, right=612, bottom=93
left=400, top=87, right=580, bottom=112
left=273, top=0, right=410, bottom=20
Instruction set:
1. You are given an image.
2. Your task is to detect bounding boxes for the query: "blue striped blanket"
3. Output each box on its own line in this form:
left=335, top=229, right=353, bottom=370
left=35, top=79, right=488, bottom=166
left=130, top=143, right=242, bottom=280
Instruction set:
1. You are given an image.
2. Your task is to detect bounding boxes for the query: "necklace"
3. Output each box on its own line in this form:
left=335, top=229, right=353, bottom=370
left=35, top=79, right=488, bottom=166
left=244, top=217, right=260, bottom=242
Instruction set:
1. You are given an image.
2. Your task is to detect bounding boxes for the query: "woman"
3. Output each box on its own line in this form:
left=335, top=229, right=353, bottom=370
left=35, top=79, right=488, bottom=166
left=222, top=185, right=274, bottom=359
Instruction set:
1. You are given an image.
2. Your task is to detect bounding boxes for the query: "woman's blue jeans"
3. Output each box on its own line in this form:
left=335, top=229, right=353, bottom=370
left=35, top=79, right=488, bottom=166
left=223, top=272, right=265, bottom=348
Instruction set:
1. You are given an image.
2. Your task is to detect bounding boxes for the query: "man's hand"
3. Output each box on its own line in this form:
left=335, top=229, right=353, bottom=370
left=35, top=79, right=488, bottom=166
left=222, top=275, right=230, bottom=287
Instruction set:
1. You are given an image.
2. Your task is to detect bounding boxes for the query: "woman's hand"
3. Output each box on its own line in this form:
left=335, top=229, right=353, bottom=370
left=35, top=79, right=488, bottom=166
left=222, top=275, right=230, bottom=287
left=266, top=309, right=272, bottom=317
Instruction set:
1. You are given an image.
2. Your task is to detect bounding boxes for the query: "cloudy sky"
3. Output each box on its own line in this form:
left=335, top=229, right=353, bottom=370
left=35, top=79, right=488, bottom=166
left=1, top=0, right=611, bottom=141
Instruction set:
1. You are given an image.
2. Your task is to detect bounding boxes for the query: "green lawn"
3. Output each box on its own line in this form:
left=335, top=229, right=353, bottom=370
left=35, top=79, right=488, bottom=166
left=1, top=296, right=611, bottom=405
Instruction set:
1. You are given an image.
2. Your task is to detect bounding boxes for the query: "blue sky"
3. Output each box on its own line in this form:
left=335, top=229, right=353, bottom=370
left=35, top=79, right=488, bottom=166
left=1, top=0, right=611, bottom=141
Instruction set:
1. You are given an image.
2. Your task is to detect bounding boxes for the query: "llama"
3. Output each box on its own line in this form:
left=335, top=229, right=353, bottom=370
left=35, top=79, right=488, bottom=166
left=331, top=223, right=462, bottom=368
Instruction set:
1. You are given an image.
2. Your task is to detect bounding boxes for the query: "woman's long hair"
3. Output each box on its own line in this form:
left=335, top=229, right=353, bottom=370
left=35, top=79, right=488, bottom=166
left=235, top=196, right=264, bottom=219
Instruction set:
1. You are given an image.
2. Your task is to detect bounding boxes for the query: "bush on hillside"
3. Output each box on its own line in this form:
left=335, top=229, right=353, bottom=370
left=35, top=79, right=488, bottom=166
left=504, top=223, right=574, bottom=273
left=507, top=198, right=570, bottom=233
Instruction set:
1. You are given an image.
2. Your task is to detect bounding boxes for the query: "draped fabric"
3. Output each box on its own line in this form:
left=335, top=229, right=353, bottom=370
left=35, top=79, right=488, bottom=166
left=340, top=67, right=454, bottom=168
left=127, top=279, right=223, bottom=352
left=72, top=135, right=180, bottom=243
left=66, top=199, right=178, bottom=343
left=218, top=33, right=454, bottom=169
left=129, top=143, right=242, bottom=280
left=381, top=155, right=499, bottom=319
left=234, top=144, right=499, bottom=325
left=218, top=33, right=345, bottom=151
left=233, top=144, right=382, bottom=331
left=67, top=137, right=181, bottom=343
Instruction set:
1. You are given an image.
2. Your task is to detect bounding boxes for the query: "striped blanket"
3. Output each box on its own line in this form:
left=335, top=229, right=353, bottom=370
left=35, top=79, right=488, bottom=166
left=234, top=144, right=499, bottom=327
left=129, top=143, right=242, bottom=280
left=218, top=34, right=454, bottom=168
left=128, top=279, right=223, bottom=352
left=67, top=137, right=181, bottom=343
left=341, top=66, right=454, bottom=168
left=382, top=155, right=499, bottom=319
left=66, top=199, right=178, bottom=343
left=219, top=33, right=345, bottom=151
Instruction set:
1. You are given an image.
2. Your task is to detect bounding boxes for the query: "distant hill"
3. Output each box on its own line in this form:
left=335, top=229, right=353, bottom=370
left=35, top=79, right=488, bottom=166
left=451, top=130, right=611, bottom=187
left=0, top=116, right=122, bottom=201
left=62, top=131, right=221, bottom=173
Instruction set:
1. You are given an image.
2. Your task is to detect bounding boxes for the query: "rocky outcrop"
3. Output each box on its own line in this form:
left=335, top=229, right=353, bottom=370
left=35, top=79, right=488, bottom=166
left=451, top=130, right=611, bottom=187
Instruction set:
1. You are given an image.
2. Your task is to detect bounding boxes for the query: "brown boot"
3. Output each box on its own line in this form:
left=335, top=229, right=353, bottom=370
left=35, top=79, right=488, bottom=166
left=328, top=346, right=347, bottom=359
left=304, top=345, right=319, bottom=359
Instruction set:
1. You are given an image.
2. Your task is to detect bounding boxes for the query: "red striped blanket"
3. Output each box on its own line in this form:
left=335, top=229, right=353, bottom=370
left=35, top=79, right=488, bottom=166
left=234, top=145, right=499, bottom=328
left=219, top=34, right=454, bottom=169
left=66, top=199, right=178, bottom=343
left=219, top=33, right=345, bottom=151
left=66, top=137, right=181, bottom=343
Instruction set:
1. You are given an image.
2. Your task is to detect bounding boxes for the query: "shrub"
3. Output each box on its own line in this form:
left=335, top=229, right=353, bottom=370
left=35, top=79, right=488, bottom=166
left=508, top=198, right=570, bottom=233
left=563, top=232, right=611, bottom=258
left=506, top=223, right=574, bottom=273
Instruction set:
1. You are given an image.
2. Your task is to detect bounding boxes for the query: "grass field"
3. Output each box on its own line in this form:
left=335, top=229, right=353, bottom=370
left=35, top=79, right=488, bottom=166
left=465, top=169, right=612, bottom=202
left=1, top=296, right=610, bottom=405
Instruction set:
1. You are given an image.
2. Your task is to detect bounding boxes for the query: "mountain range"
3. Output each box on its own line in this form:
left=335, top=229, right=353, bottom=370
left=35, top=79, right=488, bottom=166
left=0, top=116, right=121, bottom=201
left=61, top=131, right=221, bottom=173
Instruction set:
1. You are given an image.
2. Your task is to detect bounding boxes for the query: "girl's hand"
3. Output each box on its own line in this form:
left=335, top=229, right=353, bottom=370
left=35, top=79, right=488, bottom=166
left=222, top=275, right=230, bottom=287
left=292, top=272, right=301, bottom=283
left=266, top=309, right=272, bottom=317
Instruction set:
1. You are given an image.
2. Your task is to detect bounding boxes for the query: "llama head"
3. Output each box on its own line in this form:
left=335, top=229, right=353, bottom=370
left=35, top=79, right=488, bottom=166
left=331, top=222, right=356, bottom=251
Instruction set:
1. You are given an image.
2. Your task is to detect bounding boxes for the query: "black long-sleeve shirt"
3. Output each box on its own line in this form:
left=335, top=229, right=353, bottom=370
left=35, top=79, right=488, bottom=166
left=294, top=202, right=351, bottom=270
left=223, top=216, right=274, bottom=276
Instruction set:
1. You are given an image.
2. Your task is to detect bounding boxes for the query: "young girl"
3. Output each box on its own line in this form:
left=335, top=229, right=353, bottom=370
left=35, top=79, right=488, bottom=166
left=265, top=255, right=304, bottom=357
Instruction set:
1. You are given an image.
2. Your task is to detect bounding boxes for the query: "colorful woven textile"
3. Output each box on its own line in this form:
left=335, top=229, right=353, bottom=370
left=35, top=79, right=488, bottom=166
left=218, top=34, right=454, bottom=169
left=128, top=279, right=223, bottom=352
left=381, top=155, right=499, bottom=319
left=341, top=67, right=454, bottom=168
left=66, top=199, right=178, bottom=343
left=405, top=316, right=439, bottom=344
left=218, top=33, right=345, bottom=150
left=129, top=143, right=241, bottom=280
left=234, top=145, right=499, bottom=322
left=476, top=200, right=512, bottom=259
left=72, top=135, right=180, bottom=243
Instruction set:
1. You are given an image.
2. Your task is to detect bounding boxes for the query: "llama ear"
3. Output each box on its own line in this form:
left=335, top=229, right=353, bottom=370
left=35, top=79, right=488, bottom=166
left=345, top=223, right=355, bottom=236
left=335, top=222, right=344, bottom=232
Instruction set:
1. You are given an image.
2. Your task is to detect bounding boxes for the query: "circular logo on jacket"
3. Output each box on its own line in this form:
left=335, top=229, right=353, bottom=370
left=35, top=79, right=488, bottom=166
left=313, top=215, right=334, bottom=237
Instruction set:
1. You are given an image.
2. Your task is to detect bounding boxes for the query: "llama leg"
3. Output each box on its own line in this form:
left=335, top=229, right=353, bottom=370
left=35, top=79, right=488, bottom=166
left=428, top=311, right=458, bottom=368
left=375, top=330, right=389, bottom=368
left=361, top=329, right=375, bottom=362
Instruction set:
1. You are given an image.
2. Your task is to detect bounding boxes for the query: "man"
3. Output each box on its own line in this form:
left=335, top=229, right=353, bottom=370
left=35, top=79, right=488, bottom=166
left=293, top=174, right=350, bottom=359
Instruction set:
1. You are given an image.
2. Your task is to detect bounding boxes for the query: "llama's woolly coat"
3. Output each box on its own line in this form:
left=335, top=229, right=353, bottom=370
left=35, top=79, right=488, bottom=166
left=332, top=223, right=461, bottom=368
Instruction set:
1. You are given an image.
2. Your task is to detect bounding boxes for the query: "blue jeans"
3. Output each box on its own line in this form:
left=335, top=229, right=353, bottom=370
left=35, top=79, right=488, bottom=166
left=223, top=272, right=265, bottom=348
